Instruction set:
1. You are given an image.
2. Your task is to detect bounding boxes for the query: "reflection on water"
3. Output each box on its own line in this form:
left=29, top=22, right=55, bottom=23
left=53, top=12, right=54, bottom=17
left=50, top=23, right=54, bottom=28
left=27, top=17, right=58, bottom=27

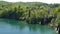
left=0, top=18, right=57, bottom=34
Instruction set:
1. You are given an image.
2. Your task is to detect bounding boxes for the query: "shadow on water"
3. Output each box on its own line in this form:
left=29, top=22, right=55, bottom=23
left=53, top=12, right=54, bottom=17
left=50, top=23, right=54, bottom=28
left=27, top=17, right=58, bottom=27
left=0, top=18, right=18, bottom=25
left=0, top=18, right=57, bottom=34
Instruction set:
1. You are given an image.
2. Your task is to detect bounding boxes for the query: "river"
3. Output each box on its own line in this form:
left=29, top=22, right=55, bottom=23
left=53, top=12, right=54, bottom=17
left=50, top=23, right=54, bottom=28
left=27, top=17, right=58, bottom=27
left=0, top=18, right=57, bottom=34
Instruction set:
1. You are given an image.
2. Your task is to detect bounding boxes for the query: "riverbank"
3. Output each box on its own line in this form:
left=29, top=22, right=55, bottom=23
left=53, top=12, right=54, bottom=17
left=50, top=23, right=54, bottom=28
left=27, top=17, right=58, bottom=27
left=0, top=1, right=60, bottom=34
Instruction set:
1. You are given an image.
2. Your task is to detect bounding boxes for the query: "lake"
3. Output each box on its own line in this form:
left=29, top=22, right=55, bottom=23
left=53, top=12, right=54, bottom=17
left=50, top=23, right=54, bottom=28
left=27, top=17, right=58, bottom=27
left=0, top=18, right=57, bottom=34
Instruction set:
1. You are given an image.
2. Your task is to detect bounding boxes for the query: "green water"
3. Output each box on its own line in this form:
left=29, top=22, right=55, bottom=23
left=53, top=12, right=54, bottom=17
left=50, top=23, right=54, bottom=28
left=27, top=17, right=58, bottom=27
left=0, top=18, right=57, bottom=34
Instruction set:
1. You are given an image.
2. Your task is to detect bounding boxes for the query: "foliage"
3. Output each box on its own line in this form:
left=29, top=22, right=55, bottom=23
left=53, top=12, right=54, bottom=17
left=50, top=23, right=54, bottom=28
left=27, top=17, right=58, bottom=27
left=0, top=1, right=60, bottom=25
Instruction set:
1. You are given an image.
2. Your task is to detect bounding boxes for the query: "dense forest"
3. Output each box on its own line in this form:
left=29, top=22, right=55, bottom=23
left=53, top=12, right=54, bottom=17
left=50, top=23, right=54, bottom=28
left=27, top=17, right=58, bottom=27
left=0, top=1, right=60, bottom=27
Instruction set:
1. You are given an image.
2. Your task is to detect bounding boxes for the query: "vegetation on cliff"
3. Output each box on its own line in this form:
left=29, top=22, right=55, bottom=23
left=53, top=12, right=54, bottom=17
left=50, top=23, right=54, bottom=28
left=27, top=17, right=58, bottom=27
left=0, top=1, right=60, bottom=26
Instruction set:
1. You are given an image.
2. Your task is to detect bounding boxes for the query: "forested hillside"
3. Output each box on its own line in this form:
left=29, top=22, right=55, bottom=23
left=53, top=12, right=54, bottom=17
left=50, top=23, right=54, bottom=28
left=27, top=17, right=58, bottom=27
left=0, top=1, right=60, bottom=26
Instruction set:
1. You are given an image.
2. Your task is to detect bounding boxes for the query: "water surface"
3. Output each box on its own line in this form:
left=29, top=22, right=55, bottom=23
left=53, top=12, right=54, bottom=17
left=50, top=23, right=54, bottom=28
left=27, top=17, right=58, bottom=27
left=0, top=18, right=57, bottom=34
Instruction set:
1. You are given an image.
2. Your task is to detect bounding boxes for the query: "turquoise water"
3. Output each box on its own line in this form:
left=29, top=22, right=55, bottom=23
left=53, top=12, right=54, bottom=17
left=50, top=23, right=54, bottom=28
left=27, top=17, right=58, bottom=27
left=0, top=19, right=57, bottom=34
